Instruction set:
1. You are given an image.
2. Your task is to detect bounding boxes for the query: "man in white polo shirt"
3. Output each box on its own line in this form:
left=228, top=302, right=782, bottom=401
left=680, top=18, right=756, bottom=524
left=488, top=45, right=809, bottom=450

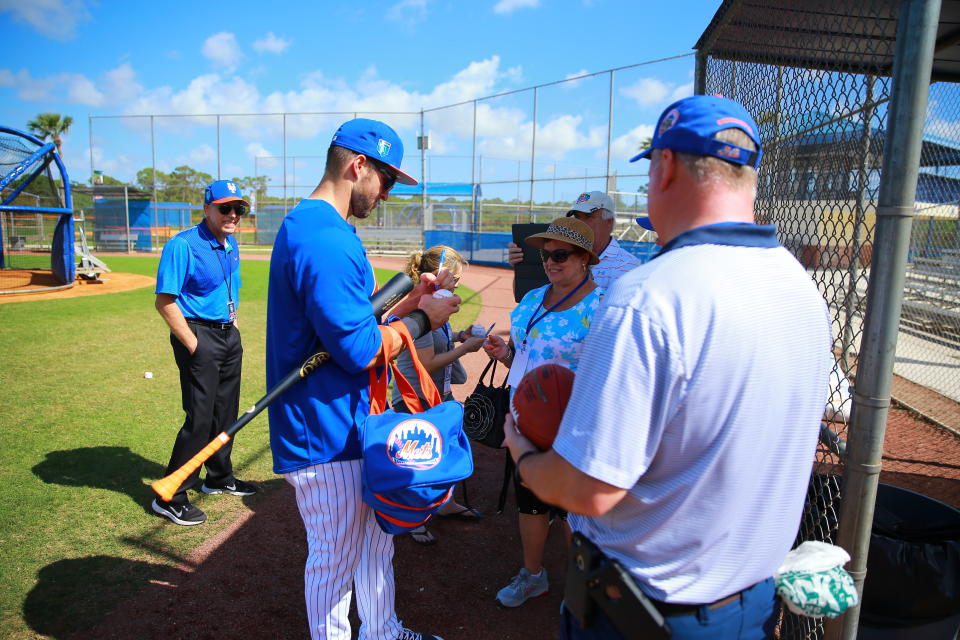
left=507, top=191, right=642, bottom=289
left=503, top=95, right=832, bottom=639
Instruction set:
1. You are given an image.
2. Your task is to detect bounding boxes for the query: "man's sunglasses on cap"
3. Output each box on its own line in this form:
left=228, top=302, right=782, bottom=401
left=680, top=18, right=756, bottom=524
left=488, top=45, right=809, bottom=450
left=217, top=202, right=249, bottom=216
left=540, top=248, right=581, bottom=263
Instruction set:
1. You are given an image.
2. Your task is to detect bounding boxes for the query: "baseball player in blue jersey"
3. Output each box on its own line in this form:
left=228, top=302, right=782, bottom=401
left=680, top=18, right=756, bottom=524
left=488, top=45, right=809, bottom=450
left=266, top=119, right=457, bottom=640
left=152, top=180, right=259, bottom=526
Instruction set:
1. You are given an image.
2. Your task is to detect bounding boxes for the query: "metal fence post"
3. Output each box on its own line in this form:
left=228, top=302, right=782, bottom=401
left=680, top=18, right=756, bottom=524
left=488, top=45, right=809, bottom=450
left=150, top=115, right=157, bottom=252
left=529, top=87, right=538, bottom=217
left=828, top=1, right=941, bottom=639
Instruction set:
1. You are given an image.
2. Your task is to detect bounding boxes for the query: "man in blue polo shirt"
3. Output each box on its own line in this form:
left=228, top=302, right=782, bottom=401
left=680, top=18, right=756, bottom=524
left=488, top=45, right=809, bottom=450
left=266, top=118, right=458, bottom=640
left=504, top=95, right=832, bottom=639
left=152, top=179, right=258, bottom=526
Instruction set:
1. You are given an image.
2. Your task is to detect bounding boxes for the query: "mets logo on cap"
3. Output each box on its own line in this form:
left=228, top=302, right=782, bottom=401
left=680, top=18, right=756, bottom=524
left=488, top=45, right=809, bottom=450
left=658, top=109, right=680, bottom=136
left=377, top=139, right=391, bottom=158
left=387, top=419, right=442, bottom=470
left=575, top=193, right=590, bottom=204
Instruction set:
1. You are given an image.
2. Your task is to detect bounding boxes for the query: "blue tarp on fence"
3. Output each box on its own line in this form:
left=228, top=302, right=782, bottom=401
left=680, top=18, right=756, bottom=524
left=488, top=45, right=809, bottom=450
left=424, top=230, right=659, bottom=268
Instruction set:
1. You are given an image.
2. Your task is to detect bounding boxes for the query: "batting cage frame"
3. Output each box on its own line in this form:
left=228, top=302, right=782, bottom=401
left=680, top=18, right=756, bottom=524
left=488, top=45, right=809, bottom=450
left=697, top=1, right=957, bottom=638
left=0, top=125, right=75, bottom=294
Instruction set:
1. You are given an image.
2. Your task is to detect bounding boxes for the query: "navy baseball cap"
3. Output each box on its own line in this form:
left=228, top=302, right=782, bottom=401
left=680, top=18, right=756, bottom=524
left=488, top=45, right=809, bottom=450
left=204, top=180, right=249, bottom=205
left=629, top=95, right=763, bottom=169
left=330, top=118, right=418, bottom=185
left=635, top=216, right=655, bottom=231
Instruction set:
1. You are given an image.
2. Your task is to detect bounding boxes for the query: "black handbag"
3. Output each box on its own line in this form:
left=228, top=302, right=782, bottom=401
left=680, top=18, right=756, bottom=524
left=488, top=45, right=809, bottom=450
left=462, top=358, right=511, bottom=449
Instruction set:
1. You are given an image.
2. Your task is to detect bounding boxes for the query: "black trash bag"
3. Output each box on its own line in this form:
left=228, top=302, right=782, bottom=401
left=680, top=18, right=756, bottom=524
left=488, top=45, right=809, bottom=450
left=860, top=483, right=960, bottom=627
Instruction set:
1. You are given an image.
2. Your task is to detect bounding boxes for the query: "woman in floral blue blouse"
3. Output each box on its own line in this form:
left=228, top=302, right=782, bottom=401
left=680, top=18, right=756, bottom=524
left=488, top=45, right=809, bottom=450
left=482, top=216, right=603, bottom=608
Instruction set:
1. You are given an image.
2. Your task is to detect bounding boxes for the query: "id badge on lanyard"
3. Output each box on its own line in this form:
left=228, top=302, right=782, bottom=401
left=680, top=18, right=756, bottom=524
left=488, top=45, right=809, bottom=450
left=506, top=342, right=531, bottom=388
left=227, top=300, right=237, bottom=322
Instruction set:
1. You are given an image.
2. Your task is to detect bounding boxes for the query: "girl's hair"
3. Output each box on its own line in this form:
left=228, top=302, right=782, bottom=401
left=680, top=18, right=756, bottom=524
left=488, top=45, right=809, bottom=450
left=403, top=245, right=467, bottom=284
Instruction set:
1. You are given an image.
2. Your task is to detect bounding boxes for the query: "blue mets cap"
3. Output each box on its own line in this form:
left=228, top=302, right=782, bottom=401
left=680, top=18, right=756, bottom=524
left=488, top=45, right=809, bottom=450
left=204, top=180, right=249, bottom=205
left=629, top=95, right=763, bottom=169
left=330, top=118, right=418, bottom=186
left=635, top=216, right=655, bottom=231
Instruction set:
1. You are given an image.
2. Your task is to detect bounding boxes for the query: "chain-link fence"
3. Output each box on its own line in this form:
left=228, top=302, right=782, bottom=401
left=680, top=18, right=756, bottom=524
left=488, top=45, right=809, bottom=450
left=86, top=54, right=694, bottom=260
left=700, top=1, right=958, bottom=638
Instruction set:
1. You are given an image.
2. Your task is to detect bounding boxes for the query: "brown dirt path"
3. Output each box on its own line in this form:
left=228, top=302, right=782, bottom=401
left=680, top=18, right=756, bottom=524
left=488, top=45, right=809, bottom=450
left=63, top=255, right=959, bottom=640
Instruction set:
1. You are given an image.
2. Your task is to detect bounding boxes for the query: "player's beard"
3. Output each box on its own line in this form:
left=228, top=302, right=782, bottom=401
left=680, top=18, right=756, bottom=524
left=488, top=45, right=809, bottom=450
left=348, top=182, right=378, bottom=219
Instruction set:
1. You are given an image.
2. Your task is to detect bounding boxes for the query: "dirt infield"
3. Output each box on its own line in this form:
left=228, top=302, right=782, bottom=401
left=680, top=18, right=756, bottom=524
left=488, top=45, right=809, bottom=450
left=56, top=256, right=960, bottom=640
left=0, top=270, right=154, bottom=303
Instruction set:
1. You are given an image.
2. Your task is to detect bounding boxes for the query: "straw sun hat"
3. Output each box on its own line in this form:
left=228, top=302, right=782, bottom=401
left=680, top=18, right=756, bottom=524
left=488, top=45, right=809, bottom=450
left=523, top=217, right=600, bottom=265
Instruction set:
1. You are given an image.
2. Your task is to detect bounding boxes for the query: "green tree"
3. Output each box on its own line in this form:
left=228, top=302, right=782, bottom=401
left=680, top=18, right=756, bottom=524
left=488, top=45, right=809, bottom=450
left=166, top=165, right=213, bottom=204
left=230, top=175, right=270, bottom=203
left=26, top=113, right=74, bottom=155
left=136, top=168, right=168, bottom=195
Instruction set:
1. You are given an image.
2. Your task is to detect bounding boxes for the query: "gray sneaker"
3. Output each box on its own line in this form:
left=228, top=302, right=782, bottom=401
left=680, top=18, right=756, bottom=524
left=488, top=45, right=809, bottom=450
left=495, top=567, right=548, bottom=607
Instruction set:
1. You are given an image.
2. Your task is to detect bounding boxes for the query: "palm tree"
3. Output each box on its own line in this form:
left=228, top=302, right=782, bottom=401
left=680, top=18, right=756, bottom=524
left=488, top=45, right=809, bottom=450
left=27, top=113, right=73, bottom=155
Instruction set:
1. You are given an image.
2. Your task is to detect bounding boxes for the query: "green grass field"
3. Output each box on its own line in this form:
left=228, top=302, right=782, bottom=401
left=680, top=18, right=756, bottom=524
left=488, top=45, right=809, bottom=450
left=0, top=256, right=480, bottom=639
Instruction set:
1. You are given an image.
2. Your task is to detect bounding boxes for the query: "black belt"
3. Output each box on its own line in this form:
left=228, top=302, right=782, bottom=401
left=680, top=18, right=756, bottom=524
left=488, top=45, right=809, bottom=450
left=185, top=317, right=234, bottom=330
left=652, top=589, right=744, bottom=617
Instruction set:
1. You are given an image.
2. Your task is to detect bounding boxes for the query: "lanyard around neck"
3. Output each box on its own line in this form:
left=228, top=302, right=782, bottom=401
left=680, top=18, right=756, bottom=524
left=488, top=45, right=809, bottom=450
left=524, top=274, right=589, bottom=343
left=214, top=242, right=233, bottom=303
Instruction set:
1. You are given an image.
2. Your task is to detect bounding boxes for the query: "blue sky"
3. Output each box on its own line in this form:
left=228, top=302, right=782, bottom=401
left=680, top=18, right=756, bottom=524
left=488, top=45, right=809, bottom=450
left=0, top=0, right=725, bottom=202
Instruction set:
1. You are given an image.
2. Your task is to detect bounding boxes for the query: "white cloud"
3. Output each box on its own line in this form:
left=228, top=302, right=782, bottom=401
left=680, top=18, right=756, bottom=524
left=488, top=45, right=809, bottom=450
left=562, top=69, right=589, bottom=89
left=66, top=75, right=103, bottom=106
left=0, top=63, right=148, bottom=109
left=182, top=144, right=216, bottom=165
left=0, top=0, right=91, bottom=41
left=671, top=82, right=694, bottom=101
left=493, top=0, right=539, bottom=14
left=246, top=142, right=277, bottom=168
left=611, top=123, right=655, bottom=162
left=202, top=32, right=243, bottom=69
left=388, top=0, right=429, bottom=24
left=622, top=77, right=670, bottom=107
left=102, top=63, right=143, bottom=104
left=252, top=32, right=291, bottom=54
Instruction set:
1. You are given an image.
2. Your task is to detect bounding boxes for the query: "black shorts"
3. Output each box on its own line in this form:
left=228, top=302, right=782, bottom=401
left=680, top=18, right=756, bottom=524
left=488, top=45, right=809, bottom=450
left=515, top=474, right=567, bottom=519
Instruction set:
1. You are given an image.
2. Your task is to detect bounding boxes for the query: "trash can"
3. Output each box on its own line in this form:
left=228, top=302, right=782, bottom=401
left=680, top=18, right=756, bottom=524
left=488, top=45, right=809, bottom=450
left=858, top=483, right=960, bottom=639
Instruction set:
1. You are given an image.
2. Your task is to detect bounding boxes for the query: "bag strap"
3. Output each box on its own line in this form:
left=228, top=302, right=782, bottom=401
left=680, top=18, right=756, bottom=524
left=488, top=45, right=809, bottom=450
left=368, top=327, right=396, bottom=416
left=387, top=321, right=443, bottom=412
left=497, top=451, right=514, bottom=514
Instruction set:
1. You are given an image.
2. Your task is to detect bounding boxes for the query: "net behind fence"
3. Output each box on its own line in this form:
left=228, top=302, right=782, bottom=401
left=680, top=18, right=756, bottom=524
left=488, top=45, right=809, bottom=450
left=0, top=126, right=74, bottom=294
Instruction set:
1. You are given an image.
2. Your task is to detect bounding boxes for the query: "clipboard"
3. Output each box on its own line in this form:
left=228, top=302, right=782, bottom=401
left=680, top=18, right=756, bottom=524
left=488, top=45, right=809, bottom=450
left=512, top=223, right=549, bottom=303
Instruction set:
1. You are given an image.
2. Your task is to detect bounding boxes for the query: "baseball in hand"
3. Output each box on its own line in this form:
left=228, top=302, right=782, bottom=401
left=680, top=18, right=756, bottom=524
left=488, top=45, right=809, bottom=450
left=432, top=289, right=454, bottom=299
left=470, top=324, right=486, bottom=336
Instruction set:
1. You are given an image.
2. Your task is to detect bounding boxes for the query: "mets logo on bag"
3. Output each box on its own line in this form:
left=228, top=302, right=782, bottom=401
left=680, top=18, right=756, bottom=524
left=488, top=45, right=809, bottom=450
left=387, top=419, right=443, bottom=470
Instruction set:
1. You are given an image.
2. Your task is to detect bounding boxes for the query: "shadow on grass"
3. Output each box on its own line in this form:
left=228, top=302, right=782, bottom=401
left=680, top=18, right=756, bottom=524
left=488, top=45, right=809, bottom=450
left=23, top=555, right=180, bottom=639
left=31, top=446, right=164, bottom=508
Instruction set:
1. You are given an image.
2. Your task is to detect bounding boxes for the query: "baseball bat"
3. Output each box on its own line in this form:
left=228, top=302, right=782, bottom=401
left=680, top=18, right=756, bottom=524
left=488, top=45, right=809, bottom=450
left=151, top=271, right=414, bottom=502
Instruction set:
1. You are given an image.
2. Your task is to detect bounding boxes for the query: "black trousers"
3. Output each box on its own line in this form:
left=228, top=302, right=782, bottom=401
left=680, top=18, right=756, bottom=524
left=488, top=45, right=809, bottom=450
left=165, top=323, right=243, bottom=504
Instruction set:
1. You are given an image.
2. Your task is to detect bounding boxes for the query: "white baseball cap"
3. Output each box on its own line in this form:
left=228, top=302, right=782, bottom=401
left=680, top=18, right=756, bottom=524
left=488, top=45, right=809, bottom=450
left=567, top=191, right=614, bottom=216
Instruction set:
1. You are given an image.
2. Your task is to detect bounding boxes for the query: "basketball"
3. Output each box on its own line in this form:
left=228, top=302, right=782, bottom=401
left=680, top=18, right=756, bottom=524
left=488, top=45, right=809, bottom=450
left=511, top=363, right=575, bottom=450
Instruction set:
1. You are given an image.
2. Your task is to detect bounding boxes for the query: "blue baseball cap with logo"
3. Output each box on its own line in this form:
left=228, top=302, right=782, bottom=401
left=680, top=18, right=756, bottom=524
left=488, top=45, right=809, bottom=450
left=204, top=180, right=249, bottom=205
left=629, top=95, right=763, bottom=169
left=330, top=118, right=418, bottom=185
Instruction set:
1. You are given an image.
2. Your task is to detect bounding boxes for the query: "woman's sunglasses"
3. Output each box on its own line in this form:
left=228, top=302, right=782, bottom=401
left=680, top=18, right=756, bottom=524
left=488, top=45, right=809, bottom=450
left=217, top=203, right=249, bottom=216
left=539, top=248, right=581, bottom=263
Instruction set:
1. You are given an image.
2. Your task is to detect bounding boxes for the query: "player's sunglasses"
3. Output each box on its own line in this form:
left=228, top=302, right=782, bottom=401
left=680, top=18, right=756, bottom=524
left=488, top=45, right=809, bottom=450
left=217, top=203, right=249, bottom=216
left=368, top=158, right=397, bottom=191
left=540, top=248, right=581, bottom=263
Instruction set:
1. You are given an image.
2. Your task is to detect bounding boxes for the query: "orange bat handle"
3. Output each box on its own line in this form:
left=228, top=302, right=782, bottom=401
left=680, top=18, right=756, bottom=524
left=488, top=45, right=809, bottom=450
left=151, top=432, right=232, bottom=502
